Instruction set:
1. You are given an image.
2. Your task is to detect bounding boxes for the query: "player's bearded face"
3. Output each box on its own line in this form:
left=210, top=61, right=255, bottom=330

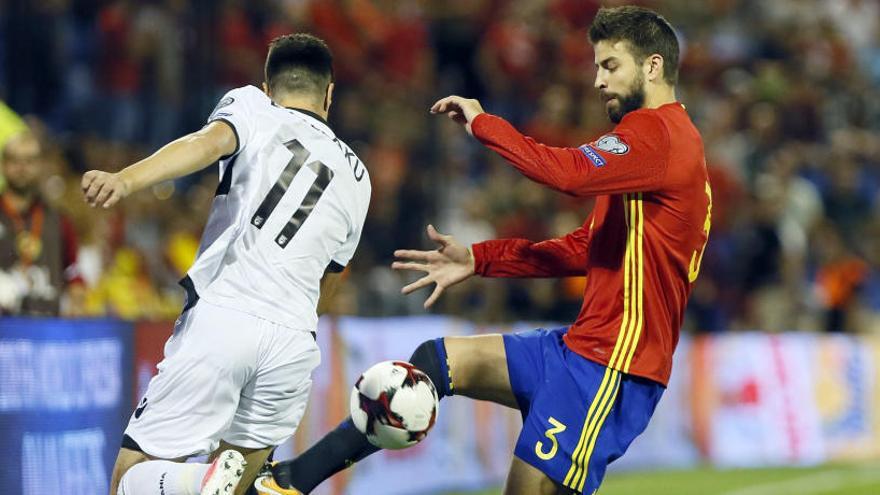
left=594, top=41, right=648, bottom=124
left=603, top=70, right=645, bottom=124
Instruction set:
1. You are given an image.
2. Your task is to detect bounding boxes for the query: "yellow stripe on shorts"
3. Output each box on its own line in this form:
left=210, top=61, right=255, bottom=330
left=563, top=368, right=620, bottom=490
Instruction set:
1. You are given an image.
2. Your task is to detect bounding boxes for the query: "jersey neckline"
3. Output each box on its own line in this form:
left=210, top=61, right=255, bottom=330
left=284, top=106, right=329, bottom=126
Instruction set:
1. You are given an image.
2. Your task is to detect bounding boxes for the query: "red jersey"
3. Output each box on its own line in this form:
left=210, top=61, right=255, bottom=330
left=470, top=102, right=711, bottom=386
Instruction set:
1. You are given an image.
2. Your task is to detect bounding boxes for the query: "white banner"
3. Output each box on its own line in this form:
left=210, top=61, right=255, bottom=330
left=706, top=333, right=825, bottom=467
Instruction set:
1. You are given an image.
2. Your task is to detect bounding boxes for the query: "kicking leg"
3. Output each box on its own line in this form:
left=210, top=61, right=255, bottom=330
left=115, top=303, right=264, bottom=494
left=266, top=334, right=514, bottom=493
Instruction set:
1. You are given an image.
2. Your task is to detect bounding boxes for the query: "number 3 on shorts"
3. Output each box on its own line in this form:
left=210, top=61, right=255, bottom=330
left=535, top=417, right=567, bottom=460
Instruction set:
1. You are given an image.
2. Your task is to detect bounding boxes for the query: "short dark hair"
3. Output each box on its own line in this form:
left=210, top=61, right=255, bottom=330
left=265, top=33, right=334, bottom=97
left=588, top=6, right=680, bottom=85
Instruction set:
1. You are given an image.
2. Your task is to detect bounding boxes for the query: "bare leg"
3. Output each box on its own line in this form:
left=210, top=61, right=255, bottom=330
left=443, top=334, right=518, bottom=408
left=503, top=456, right=571, bottom=495
left=211, top=441, right=273, bottom=495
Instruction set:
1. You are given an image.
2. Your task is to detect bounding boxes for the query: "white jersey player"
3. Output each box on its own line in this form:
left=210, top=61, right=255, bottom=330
left=82, top=34, right=369, bottom=495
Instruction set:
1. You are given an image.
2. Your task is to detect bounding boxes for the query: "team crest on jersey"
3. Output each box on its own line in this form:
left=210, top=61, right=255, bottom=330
left=594, top=134, right=629, bottom=154
left=210, top=96, right=234, bottom=119
left=579, top=144, right=606, bottom=168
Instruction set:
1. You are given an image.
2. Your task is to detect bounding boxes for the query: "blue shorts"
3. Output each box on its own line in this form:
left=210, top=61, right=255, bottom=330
left=504, top=328, right=664, bottom=494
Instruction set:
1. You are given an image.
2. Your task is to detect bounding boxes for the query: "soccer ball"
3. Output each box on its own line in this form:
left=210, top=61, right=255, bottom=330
left=349, top=360, right=439, bottom=449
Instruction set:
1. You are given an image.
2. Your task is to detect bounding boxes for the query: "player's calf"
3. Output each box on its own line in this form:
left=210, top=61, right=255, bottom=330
left=200, top=450, right=247, bottom=495
left=115, top=449, right=246, bottom=495
left=209, top=441, right=274, bottom=495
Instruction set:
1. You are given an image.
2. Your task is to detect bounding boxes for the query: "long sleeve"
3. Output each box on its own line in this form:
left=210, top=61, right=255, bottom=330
left=471, top=110, right=670, bottom=196
left=472, top=218, right=591, bottom=278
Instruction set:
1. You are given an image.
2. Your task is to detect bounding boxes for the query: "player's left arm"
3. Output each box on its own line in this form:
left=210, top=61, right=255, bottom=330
left=431, top=95, right=670, bottom=196
left=81, top=121, right=237, bottom=208
left=471, top=112, right=670, bottom=196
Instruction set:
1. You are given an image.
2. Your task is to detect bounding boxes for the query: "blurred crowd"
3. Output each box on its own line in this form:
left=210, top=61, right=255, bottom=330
left=0, top=0, right=878, bottom=332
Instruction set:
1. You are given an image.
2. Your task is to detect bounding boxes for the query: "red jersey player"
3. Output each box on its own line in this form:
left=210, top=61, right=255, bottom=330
left=258, top=6, right=710, bottom=495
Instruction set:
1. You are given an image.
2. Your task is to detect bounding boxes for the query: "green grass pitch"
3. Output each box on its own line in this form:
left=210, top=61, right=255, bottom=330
left=445, top=462, right=880, bottom=495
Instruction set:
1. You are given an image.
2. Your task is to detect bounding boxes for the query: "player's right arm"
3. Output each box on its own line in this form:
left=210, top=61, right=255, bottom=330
left=81, top=120, right=237, bottom=208
left=392, top=225, right=476, bottom=309
left=470, top=218, right=591, bottom=278
left=393, top=219, right=591, bottom=307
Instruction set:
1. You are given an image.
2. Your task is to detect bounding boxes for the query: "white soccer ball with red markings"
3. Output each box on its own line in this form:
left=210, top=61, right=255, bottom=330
left=349, top=360, right=439, bottom=449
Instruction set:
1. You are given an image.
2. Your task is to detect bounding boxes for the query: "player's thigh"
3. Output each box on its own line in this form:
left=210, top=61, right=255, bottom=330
left=126, top=301, right=260, bottom=458
left=223, top=329, right=319, bottom=450
left=503, top=456, right=573, bottom=495
left=444, top=334, right=517, bottom=408
left=211, top=441, right=274, bottom=495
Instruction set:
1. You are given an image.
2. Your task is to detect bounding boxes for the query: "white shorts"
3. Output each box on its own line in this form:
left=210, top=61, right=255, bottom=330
left=124, top=299, right=320, bottom=459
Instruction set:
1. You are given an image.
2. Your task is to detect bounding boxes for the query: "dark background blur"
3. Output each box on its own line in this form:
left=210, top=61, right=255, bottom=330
left=1, top=0, right=878, bottom=332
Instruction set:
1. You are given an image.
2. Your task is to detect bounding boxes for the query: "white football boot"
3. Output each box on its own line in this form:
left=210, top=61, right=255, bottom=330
left=199, top=450, right=247, bottom=495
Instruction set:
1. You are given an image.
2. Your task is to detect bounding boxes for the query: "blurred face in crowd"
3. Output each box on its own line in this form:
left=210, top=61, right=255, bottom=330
left=593, top=40, right=647, bottom=124
left=2, top=134, right=43, bottom=196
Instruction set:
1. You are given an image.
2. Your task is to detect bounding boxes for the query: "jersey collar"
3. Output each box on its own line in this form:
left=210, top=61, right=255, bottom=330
left=285, top=107, right=329, bottom=125
left=280, top=106, right=335, bottom=137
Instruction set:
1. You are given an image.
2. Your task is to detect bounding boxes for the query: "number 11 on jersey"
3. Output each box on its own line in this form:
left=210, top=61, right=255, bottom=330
left=251, top=139, right=334, bottom=248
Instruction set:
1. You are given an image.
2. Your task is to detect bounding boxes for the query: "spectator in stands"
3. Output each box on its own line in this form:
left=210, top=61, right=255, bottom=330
left=0, top=131, right=84, bottom=315
left=0, top=0, right=877, bottom=328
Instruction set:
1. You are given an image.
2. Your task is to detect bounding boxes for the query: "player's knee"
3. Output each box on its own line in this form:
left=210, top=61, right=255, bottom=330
left=408, top=338, right=451, bottom=398
left=110, top=447, right=150, bottom=495
left=115, top=462, right=140, bottom=495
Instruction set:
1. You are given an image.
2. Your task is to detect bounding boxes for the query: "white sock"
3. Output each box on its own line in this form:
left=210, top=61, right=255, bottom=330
left=118, top=460, right=211, bottom=495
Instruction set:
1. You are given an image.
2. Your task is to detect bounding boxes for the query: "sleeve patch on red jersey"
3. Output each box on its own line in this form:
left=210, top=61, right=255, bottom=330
left=594, top=134, right=630, bottom=155
left=579, top=145, right=607, bottom=167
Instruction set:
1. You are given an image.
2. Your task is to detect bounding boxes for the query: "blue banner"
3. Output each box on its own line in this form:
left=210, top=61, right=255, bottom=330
left=0, top=318, right=133, bottom=495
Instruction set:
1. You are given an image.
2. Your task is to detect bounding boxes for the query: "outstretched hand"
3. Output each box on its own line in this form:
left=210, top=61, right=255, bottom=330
left=430, top=96, right=485, bottom=135
left=392, top=225, right=475, bottom=309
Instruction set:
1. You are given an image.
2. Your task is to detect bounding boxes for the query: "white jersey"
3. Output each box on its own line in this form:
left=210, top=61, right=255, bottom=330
left=186, top=85, right=371, bottom=332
